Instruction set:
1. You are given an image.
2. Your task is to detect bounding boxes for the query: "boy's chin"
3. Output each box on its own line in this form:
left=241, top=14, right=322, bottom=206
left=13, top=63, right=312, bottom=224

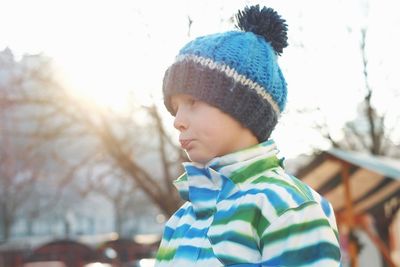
left=186, top=151, right=213, bottom=165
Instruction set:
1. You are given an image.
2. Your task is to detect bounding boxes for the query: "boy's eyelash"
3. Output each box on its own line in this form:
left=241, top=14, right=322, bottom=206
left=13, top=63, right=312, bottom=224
left=171, top=98, right=197, bottom=114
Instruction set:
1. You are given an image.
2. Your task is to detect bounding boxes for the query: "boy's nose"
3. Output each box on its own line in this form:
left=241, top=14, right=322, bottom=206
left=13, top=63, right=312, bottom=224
left=173, top=108, right=188, bottom=132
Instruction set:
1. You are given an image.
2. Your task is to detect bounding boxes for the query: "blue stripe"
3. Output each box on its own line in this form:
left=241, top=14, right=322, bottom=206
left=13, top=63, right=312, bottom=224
left=174, top=245, right=203, bottom=259
left=174, top=206, right=188, bottom=218
left=163, top=226, right=175, bottom=241
left=280, top=184, right=307, bottom=205
left=184, top=165, right=208, bottom=177
left=262, top=242, right=341, bottom=266
left=173, top=224, right=207, bottom=239
left=170, top=205, right=204, bottom=222
left=189, top=187, right=218, bottom=202
left=321, top=197, right=332, bottom=217
left=172, top=206, right=214, bottom=222
left=173, top=245, right=217, bottom=260
left=218, top=174, right=237, bottom=199
left=261, top=139, right=274, bottom=147
left=198, top=247, right=217, bottom=259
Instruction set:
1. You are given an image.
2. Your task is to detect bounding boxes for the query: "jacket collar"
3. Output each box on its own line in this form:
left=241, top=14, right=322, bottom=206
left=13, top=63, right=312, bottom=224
left=173, top=139, right=282, bottom=218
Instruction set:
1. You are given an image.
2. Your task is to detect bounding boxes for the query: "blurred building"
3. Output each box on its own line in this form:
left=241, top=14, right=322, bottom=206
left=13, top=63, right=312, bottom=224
left=295, top=148, right=400, bottom=267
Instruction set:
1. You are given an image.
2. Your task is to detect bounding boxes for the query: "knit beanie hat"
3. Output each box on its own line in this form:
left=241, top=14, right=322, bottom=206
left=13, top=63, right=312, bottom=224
left=163, top=5, right=288, bottom=142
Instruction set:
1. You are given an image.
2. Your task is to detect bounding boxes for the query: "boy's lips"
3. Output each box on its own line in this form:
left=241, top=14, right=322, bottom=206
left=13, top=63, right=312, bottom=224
left=179, top=139, right=194, bottom=149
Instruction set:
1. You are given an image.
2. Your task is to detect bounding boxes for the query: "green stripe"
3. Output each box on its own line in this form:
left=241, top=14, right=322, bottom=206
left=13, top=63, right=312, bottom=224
left=230, top=157, right=280, bottom=184
left=156, top=246, right=176, bottom=261
left=211, top=204, right=270, bottom=237
left=215, top=254, right=249, bottom=265
left=174, top=173, right=187, bottom=183
left=209, top=231, right=258, bottom=251
left=261, top=218, right=331, bottom=246
left=252, top=175, right=306, bottom=198
left=333, top=228, right=340, bottom=243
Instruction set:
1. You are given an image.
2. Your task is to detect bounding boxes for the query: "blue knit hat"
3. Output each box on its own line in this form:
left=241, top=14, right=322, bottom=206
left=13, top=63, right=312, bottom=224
left=163, top=5, right=288, bottom=142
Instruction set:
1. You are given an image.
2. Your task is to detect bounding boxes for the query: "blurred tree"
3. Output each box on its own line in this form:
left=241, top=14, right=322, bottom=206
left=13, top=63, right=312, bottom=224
left=0, top=49, right=88, bottom=240
left=0, top=123, right=41, bottom=241
left=0, top=47, right=184, bottom=242
left=79, top=161, right=153, bottom=236
left=94, top=104, right=184, bottom=216
left=309, top=28, right=399, bottom=157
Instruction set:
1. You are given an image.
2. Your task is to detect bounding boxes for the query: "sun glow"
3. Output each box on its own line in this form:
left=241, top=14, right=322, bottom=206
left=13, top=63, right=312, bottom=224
left=57, top=58, right=139, bottom=113
left=1, top=0, right=168, bottom=113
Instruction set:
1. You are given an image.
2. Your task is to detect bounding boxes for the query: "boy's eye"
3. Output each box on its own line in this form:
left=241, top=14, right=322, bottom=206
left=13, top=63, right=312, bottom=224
left=170, top=101, right=177, bottom=115
left=170, top=96, right=197, bottom=115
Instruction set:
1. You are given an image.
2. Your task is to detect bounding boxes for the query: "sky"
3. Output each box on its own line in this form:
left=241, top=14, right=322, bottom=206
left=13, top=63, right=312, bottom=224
left=1, top=0, right=399, bottom=158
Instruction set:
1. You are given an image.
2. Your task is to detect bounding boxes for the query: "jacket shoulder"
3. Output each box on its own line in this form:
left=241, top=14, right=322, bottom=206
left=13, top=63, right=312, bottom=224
left=236, top=167, right=318, bottom=216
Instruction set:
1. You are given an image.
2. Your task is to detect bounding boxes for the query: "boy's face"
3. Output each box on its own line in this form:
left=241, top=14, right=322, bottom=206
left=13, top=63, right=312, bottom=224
left=171, top=94, right=258, bottom=164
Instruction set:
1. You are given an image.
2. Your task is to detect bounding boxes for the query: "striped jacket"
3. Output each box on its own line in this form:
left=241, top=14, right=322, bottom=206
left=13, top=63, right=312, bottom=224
left=156, top=140, right=341, bottom=266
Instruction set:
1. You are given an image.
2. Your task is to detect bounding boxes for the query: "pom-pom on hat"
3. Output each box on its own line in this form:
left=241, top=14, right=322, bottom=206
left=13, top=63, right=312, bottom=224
left=163, top=5, right=288, bottom=142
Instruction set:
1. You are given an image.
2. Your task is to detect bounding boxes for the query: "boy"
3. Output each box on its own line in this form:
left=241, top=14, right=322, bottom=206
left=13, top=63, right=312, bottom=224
left=155, top=5, right=341, bottom=267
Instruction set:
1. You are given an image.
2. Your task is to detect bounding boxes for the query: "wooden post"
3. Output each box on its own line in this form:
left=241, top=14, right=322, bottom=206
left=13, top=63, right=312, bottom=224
left=359, top=215, right=397, bottom=267
left=342, top=162, right=359, bottom=267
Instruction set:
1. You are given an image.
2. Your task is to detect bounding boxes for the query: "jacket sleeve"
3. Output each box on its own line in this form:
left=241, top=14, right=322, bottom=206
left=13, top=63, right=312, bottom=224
left=258, top=201, right=341, bottom=267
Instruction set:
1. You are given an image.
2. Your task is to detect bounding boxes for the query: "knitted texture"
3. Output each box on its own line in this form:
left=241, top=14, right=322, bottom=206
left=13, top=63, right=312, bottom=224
left=155, top=140, right=342, bottom=266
